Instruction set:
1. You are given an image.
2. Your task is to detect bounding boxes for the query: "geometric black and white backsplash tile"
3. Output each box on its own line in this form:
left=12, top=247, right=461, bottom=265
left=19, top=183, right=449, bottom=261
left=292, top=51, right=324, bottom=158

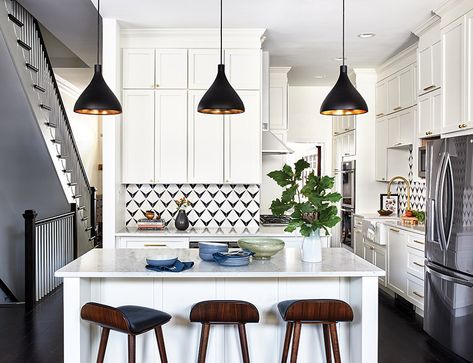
left=125, top=184, right=260, bottom=228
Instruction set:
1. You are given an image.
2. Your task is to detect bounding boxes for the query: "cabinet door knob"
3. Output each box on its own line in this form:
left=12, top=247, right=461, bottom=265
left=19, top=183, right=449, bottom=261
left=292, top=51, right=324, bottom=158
left=423, top=85, right=436, bottom=92
left=394, top=106, right=402, bottom=111
left=156, top=84, right=160, bottom=88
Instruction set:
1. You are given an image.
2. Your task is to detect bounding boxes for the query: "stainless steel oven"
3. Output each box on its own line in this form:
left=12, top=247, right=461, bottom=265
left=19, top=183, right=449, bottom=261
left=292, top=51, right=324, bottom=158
left=341, top=160, right=355, bottom=210
left=418, top=146, right=426, bottom=178
left=340, top=207, right=354, bottom=250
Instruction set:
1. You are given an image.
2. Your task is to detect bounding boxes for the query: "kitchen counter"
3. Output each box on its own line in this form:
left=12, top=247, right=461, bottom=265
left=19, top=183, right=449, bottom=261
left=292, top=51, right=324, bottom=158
left=58, top=248, right=382, bottom=363
left=56, top=247, right=384, bottom=278
left=353, top=212, right=400, bottom=220
left=382, top=220, right=425, bottom=235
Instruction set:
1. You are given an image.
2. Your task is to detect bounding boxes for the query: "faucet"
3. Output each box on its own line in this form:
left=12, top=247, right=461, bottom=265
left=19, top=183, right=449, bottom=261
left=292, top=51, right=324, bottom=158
left=387, top=176, right=411, bottom=212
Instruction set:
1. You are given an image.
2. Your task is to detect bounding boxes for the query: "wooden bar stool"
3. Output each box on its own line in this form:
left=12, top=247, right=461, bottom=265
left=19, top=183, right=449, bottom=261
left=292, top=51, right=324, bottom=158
left=81, top=302, right=171, bottom=363
left=277, top=299, right=354, bottom=363
left=190, top=300, right=260, bottom=363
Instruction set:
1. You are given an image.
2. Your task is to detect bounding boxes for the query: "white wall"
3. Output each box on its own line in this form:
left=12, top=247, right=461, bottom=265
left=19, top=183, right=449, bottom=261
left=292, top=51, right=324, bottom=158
left=56, top=74, right=102, bottom=194
left=287, top=86, right=333, bottom=174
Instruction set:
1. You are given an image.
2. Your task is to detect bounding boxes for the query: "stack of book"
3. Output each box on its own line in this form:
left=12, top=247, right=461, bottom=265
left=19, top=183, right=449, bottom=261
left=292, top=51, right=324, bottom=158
left=137, top=219, right=165, bottom=230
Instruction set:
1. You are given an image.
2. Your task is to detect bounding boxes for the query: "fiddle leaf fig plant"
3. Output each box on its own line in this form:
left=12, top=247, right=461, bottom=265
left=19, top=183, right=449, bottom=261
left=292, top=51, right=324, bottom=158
left=268, top=158, right=342, bottom=237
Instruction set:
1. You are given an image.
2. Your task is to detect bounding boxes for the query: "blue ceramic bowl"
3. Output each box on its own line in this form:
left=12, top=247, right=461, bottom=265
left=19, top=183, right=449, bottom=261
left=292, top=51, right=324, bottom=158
left=146, top=255, right=178, bottom=267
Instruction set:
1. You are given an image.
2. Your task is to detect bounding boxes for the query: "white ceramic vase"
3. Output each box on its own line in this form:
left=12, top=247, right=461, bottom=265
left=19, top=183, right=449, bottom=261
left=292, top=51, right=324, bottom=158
left=301, top=229, right=322, bottom=263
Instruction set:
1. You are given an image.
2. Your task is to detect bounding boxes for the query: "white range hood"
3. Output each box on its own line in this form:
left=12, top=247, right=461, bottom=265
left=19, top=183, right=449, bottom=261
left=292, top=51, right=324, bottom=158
left=262, top=130, right=294, bottom=154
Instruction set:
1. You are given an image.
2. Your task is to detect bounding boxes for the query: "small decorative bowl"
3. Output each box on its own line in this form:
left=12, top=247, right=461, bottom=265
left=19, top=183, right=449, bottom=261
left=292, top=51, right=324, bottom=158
left=237, top=238, right=285, bottom=260
left=145, top=210, right=155, bottom=220
left=377, top=209, right=393, bottom=216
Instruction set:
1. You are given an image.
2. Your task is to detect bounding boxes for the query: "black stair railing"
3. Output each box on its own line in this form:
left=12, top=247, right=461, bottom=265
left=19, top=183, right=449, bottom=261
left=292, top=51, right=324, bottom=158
left=5, top=0, right=97, bottom=244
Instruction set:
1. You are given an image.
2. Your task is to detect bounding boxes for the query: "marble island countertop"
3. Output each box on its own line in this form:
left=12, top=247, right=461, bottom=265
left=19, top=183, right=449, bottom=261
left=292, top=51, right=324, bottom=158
left=56, top=247, right=384, bottom=278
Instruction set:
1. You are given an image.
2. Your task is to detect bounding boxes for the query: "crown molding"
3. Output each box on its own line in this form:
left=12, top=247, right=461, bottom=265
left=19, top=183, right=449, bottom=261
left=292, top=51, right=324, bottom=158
left=269, top=67, right=292, bottom=75
left=412, top=14, right=441, bottom=37
left=120, top=28, right=267, bottom=49
left=435, top=0, right=473, bottom=25
left=377, top=43, right=417, bottom=79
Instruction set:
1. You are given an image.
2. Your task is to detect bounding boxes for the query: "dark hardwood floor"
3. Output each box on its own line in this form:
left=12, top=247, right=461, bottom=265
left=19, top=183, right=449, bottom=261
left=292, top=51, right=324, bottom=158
left=0, top=287, right=469, bottom=362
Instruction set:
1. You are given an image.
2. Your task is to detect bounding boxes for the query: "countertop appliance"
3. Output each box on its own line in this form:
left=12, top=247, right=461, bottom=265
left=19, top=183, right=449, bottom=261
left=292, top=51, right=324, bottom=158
left=424, top=136, right=473, bottom=362
left=260, top=215, right=291, bottom=226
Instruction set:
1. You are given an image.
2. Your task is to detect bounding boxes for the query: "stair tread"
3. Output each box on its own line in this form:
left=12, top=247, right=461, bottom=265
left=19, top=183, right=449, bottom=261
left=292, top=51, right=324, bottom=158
left=8, top=14, right=24, bottom=27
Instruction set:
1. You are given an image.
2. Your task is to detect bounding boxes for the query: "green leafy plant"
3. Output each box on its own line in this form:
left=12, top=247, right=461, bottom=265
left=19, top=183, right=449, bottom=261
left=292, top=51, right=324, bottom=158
left=412, top=210, right=425, bottom=223
left=268, top=158, right=342, bottom=237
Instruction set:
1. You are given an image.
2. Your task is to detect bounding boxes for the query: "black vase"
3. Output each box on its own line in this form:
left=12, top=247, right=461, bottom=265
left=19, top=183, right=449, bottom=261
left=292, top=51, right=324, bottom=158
left=175, top=209, right=189, bottom=231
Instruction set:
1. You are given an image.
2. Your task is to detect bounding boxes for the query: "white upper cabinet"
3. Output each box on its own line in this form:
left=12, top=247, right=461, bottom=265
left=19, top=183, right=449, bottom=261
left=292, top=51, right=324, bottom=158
left=388, top=108, right=415, bottom=147
left=375, top=117, right=388, bottom=182
left=417, top=20, right=442, bottom=95
left=387, top=75, right=401, bottom=113
left=122, top=90, right=155, bottom=183
left=122, top=49, right=155, bottom=89
left=155, top=49, right=188, bottom=89
left=187, top=91, right=224, bottom=183
left=269, top=67, right=290, bottom=130
left=399, top=65, right=415, bottom=109
left=442, top=17, right=468, bottom=134
left=188, top=49, right=220, bottom=89
left=418, top=88, right=442, bottom=138
left=376, top=81, right=388, bottom=117
left=155, top=90, right=188, bottom=183
left=333, top=116, right=355, bottom=135
left=466, top=9, right=473, bottom=130
left=224, top=91, right=261, bottom=184
left=224, top=49, right=261, bottom=90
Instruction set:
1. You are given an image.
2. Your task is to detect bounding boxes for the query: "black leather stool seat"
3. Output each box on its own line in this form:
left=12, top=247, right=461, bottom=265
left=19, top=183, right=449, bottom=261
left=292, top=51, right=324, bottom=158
left=278, top=299, right=353, bottom=323
left=81, top=302, right=171, bottom=335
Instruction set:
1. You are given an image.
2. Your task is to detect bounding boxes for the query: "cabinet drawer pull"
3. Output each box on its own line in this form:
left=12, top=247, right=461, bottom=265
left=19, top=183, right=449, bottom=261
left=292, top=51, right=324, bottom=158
left=413, top=261, right=424, bottom=267
left=376, top=113, right=385, bottom=117
left=144, top=243, right=167, bottom=247
left=413, top=240, right=424, bottom=245
left=390, top=228, right=400, bottom=233
left=423, top=85, right=436, bottom=91
left=413, top=291, right=424, bottom=299
left=334, top=132, right=340, bottom=135
left=394, top=106, right=402, bottom=111
left=425, top=131, right=432, bottom=136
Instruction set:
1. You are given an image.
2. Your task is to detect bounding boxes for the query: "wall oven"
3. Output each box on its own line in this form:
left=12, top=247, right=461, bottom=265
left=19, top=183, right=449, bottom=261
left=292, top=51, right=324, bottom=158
left=418, top=146, right=426, bottom=178
left=341, top=160, right=355, bottom=210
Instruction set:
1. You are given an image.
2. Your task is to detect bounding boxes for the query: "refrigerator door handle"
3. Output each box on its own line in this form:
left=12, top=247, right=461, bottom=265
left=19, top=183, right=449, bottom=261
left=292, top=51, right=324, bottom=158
left=425, top=262, right=473, bottom=288
left=437, top=152, right=448, bottom=250
left=444, top=153, right=455, bottom=250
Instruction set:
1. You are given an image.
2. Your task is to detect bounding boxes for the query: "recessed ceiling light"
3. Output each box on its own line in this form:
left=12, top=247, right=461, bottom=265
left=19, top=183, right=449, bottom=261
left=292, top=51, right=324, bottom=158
left=358, top=32, right=376, bottom=38
left=334, top=57, right=347, bottom=62
left=314, top=75, right=326, bottom=79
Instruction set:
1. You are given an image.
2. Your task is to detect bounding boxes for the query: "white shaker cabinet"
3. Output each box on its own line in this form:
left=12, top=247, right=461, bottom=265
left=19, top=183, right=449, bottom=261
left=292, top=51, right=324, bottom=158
left=375, top=117, right=389, bottom=181
left=122, top=90, right=155, bottom=183
left=269, top=67, right=290, bottom=130
left=122, top=49, right=155, bottom=89
left=376, top=81, right=388, bottom=117
left=418, top=40, right=441, bottom=95
left=418, top=88, right=442, bottom=138
left=188, top=91, right=224, bottom=183
left=155, top=90, right=188, bottom=183
left=188, top=49, right=220, bottom=89
left=225, top=49, right=261, bottom=90
left=387, top=226, right=408, bottom=295
left=155, top=49, right=188, bottom=89
left=224, top=91, right=261, bottom=184
left=399, top=65, right=415, bottom=109
left=387, top=75, right=401, bottom=114
left=388, top=108, right=415, bottom=147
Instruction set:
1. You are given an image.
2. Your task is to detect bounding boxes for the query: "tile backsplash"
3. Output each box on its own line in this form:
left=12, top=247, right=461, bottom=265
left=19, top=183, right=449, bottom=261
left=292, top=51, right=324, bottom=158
left=395, top=148, right=426, bottom=214
left=125, top=184, right=260, bottom=228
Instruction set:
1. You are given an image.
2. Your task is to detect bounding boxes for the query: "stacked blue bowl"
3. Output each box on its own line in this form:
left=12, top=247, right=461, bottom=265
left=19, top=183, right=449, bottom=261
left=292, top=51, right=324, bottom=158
left=198, top=242, right=228, bottom=261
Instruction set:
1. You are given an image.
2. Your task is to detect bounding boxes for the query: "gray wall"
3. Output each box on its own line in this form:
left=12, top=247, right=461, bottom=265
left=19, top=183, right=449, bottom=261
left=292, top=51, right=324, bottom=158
left=0, top=34, right=69, bottom=299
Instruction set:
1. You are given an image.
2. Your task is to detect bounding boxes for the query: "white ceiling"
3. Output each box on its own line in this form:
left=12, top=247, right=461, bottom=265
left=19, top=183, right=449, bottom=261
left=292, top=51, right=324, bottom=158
left=96, top=0, right=444, bottom=85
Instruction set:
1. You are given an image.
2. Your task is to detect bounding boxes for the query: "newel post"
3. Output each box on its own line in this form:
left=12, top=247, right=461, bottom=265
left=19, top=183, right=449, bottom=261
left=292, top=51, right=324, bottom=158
left=23, top=209, right=37, bottom=312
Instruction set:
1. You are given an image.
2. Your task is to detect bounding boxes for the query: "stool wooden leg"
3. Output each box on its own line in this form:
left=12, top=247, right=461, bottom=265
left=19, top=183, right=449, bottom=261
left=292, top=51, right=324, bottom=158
left=238, top=323, right=250, bottom=363
left=329, top=323, right=341, bottom=363
left=154, top=326, right=168, bottom=363
left=96, top=328, right=110, bottom=363
left=281, top=322, right=293, bottom=363
left=128, top=334, right=136, bottom=363
left=322, top=324, right=332, bottom=363
left=197, top=323, right=211, bottom=363
left=290, top=322, right=301, bottom=363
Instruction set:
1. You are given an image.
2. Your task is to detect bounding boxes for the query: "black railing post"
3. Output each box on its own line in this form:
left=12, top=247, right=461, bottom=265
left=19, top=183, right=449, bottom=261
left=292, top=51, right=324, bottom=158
left=23, top=209, right=37, bottom=312
left=90, top=186, right=97, bottom=247
left=70, top=203, right=77, bottom=259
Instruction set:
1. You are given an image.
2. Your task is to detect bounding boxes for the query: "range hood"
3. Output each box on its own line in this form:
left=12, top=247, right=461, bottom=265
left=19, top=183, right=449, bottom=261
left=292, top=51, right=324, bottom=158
left=262, top=130, right=294, bottom=154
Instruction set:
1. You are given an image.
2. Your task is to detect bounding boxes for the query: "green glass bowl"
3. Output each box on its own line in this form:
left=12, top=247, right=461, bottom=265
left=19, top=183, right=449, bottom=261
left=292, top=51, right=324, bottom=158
left=237, top=238, right=285, bottom=260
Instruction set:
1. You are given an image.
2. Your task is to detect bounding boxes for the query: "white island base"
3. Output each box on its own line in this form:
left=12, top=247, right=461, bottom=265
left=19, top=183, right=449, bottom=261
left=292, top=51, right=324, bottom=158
left=57, top=248, right=384, bottom=363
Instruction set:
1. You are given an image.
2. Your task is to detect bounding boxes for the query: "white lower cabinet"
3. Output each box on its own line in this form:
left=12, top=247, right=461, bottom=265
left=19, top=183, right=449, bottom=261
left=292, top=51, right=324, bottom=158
left=353, top=225, right=364, bottom=258
left=363, top=241, right=387, bottom=287
left=387, top=226, right=408, bottom=295
left=407, top=274, right=425, bottom=310
left=188, top=91, right=225, bottom=183
left=224, top=91, right=261, bottom=184
left=116, top=237, right=190, bottom=249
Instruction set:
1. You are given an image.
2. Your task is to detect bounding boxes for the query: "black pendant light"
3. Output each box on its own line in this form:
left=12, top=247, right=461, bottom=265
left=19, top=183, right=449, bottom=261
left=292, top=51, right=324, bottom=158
left=74, top=0, right=122, bottom=115
left=197, top=0, right=244, bottom=114
left=320, top=0, right=368, bottom=116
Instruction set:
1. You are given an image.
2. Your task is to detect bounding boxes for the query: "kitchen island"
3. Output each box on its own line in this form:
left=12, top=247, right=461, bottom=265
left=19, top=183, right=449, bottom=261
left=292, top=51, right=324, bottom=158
left=56, top=248, right=384, bottom=363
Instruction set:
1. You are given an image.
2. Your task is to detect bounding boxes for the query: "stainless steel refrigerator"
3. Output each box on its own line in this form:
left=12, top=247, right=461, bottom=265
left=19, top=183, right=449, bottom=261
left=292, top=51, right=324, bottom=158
left=425, top=135, right=473, bottom=361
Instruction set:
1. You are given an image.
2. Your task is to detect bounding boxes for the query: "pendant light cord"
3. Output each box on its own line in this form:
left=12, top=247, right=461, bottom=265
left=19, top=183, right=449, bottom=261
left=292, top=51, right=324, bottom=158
left=342, top=0, right=345, bottom=66
left=220, top=0, right=223, bottom=64
left=97, top=0, right=101, bottom=65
